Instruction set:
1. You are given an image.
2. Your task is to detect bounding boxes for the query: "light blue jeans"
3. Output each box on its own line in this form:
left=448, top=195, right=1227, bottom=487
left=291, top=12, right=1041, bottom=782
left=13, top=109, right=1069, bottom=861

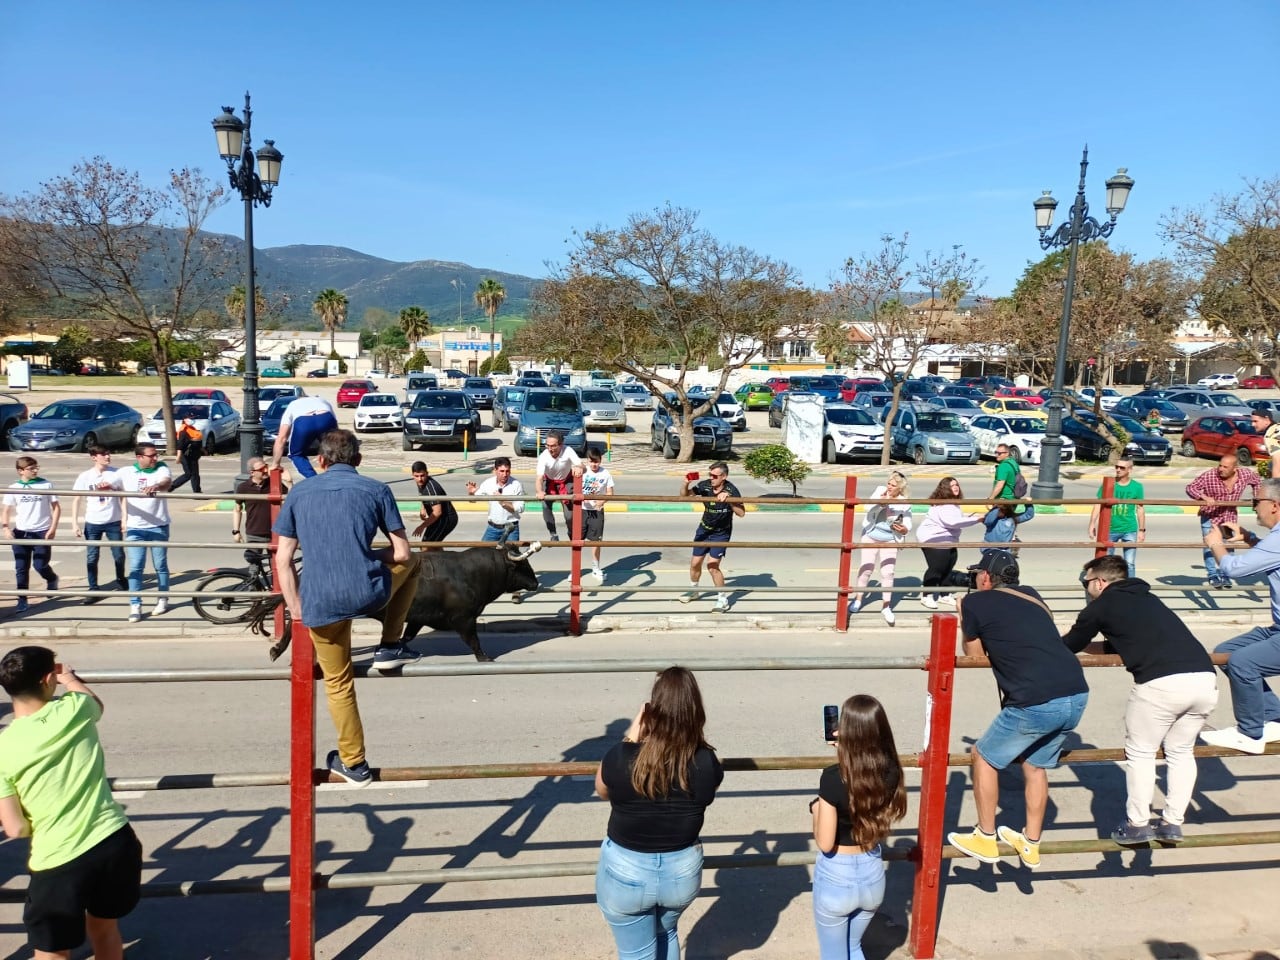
left=126, top=525, right=170, bottom=604
left=1109, top=529, right=1138, bottom=578
left=812, top=847, right=886, bottom=960
left=595, top=837, right=703, bottom=960
left=1201, top=518, right=1221, bottom=580
left=1214, top=625, right=1280, bottom=739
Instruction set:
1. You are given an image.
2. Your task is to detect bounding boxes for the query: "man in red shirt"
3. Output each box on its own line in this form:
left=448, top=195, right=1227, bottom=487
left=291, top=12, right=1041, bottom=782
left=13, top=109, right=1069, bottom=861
left=1186, top=454, right=1261, bottom=588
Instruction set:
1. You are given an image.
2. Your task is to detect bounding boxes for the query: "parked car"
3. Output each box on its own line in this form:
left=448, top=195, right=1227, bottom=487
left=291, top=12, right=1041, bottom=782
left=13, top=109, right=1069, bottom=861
left=919, top=374, right=951, bottom=390
left=849, top=390, right=894, bottom=418
left=515, top=371, right=549, bottom=388
left=492, top=385, right=528, bottom=431
left=367, top=369, right=388, bottom=380
left=203, top=365, right=236, bottom=377
left=173, top=388, right=231, bottom=403
left=0, top=394, right=30, bottom=446
left=589, top=370, right=618, bottom=388
left=619, top=382, right=656, bottom=410
left=261, top=397, right=289, bottom=446
left=1163, top=388, right=1253, bottom=420
left=515, top=388, right=587, bottom=456
left=259, top=385, right=305, bottom=405
left=142, top=400, right=240, bottom=453
left=1111, top=396, right=1188, bottom=434
left=1240, top=374, right=1277, bottom=390
left=167, top=363, right=193, bottom=376
left=837, top=378, right=884, bottom=403
left=1247, top=398, right=1280, bottom=419
left=1061, top=415, right=1114, bottom=462
left=260, top=366, right=290, bottom=378
left=8, top=399, right=141, bottom=453
left=337, top=379, right=377, bottom=408
left=462, top=377, right=496, bottom=410
left=402, top=372, right=440, bottom=408
left=402, top=390, right=480, bottom=452
left=688, top=390, right=746, bottom=431
left=651, top=395, right=734, bottom=459
left=549, top=373, right=572, bottom=388
left=884, top=378, right=940, bottom=401
left=822, top=404, right=884, bottom=463
left=966, top=375, right=1014, bottom=395
left=886, top=403, right=979, bottom=465
left=1075, top=411, right=1172, bottom=464
left=939, top=385, right=987, bottom=401
left=969, top=413, right=1075, bottom=465
left=443, top=369, right=468, bottom=381
left=1198, top=372, right=1240, bottom=389
left=993, top=386, right=1045, bottom=405
left=764, top=376, right=791, bottom=392
left=733, top=382, right=774, bottom=410
left=353, top=392, right=405, bottom=433
left=785, top=376, right=840, bottom=403
left=925, top=395, right=984, bottom=423
left=979, top=397, right=1044, bottom=417
left=305, top=368, right=329, bottom=379
left=577, top=386, right=628, bottom=431
left=1180, top=414, right=1267, bottom=466
left=1077, top=387, right=1123, bottom=411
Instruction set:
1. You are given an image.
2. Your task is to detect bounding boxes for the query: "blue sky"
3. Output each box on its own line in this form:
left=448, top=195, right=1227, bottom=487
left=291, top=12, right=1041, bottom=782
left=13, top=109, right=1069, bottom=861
left=3, top=1, right=1277, bottom=297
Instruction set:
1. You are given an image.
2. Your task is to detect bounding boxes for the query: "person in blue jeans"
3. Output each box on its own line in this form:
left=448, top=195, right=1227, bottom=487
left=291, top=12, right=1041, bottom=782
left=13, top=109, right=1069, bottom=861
left=810, top=695, right=906, bottom=960
left=117, top=444, right=172, bottom=622
left=595, top=667, right=723, bottom=960
left=1200, top=479, right=1280, bottom=754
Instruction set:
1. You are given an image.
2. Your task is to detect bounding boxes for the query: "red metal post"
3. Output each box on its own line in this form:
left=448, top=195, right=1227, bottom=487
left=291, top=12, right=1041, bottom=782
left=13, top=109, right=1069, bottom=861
left=288, top=616, right=317, bottom=959
left=568, top=470, right=584, bottom=635
left=910, top=612, right=957, bottom=959
left=270, top=468, right=286, bottom=638
left=835, top=476, right=858, bottom=631
left=1094, top=475, right=1116, bottom=559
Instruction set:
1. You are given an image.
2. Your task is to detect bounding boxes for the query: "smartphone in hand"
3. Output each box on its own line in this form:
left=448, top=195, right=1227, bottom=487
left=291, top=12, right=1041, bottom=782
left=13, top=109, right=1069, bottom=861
left=823, top=704, right=839, bottom=742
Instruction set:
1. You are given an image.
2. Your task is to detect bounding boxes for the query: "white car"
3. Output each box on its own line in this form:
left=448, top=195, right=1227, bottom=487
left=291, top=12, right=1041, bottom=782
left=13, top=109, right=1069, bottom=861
left=822, top=404, right=884, bottom=463
left=204, top=364, right=236, bottom=377
left=617, top=382, right=654, bottom=410
left=690, top=391, right=747, bottom=431
left=367, top=369, right=389, bottom=380
left=968, top=413, right=1076, bottom=465
left=1077, top=387, right=1122, bottom=411
left=353, top=392, right=404, bottom=432
left=1198, top=372, right=1240, bottom=389
left=141, top=400, right=241, bottom=452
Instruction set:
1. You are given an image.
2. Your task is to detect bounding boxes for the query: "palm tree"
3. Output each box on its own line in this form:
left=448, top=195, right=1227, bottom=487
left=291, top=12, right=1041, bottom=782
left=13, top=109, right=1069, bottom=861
left=225, top=285, right=268, bottom=326
left=473, top=278, right=507, bottom=366
left=312, top=289, right=348, bottom=354
left=399, top=306, right=432, bottom=346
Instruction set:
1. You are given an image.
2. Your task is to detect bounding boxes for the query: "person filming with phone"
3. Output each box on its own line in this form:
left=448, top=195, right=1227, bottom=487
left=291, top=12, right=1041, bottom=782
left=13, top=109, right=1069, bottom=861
left=678, top=462, right=745, bottom=613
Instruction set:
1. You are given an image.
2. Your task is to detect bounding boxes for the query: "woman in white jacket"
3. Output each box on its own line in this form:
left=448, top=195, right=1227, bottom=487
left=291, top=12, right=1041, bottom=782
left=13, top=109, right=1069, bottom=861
left=914, top=477, right=984, bottom=609
left=848, top=471, right=912, bottom=626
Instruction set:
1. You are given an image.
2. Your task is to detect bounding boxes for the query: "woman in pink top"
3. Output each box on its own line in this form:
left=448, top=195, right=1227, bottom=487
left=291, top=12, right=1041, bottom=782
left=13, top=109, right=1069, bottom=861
left=914, top=477, right=983, bottom=609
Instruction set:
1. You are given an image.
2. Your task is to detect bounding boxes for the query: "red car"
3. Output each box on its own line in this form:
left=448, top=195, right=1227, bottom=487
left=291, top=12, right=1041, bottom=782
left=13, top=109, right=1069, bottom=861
left=173, top=388, right=231, bottom=403
left=764, top=376, right=791, bottom=392
left=839, top=377, right=887, bottom=402
left=336, top=379, right=376, bottom=408
left=1180, top=414, right=1267, bottom=466
left=1240, top=375, right=1277, bottom=389
left=993, top=386, right=1045, bottom=405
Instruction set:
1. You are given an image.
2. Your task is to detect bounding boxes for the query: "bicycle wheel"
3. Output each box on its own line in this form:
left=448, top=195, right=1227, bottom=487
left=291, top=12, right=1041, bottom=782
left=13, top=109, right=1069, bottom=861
left=193, top=569, right=267, bottom=625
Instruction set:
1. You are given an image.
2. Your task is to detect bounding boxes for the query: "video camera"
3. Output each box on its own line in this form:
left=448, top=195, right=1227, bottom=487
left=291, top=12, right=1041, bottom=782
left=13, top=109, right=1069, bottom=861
left=961, top=549, right=1020, bottom=591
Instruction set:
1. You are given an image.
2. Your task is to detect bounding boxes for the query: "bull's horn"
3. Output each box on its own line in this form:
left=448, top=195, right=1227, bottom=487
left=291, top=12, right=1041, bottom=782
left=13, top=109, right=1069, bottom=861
left=514, top=541, right=544, bottom=560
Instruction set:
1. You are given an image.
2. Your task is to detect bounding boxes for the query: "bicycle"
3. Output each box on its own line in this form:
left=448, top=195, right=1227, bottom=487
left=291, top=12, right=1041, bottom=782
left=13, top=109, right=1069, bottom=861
left=193, top=555, right=279, bottom=625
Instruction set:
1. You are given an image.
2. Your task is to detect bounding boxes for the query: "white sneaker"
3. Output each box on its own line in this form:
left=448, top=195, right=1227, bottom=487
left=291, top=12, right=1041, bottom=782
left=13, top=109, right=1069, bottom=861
left=590, top=567, right=604, bottom=584
left=151, top=599, right=169, bottom=617
left=713, top=596, right=731, bottom=613
left=679, top=590, right=697, bottom=604
left=920, top=596, right=938, bottom=610
left=847, top=598, right=862, bottom=616
left=937, top=595, right=957, bottom=608
left=1200, top=727, right=1266, bottom=755
left=127, top=604, right=142, bottom=623
left=1265, top=721, right=1280, bottom=742
left=882, top=607, right=896, bottom=626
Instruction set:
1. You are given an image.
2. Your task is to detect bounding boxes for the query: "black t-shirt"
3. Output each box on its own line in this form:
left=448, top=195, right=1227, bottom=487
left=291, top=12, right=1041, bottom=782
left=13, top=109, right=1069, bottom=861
left=819, top=762, right=900, bottom=849
left=692, top=479, right=741, bottom=534
left=417, top=476, right=458, bottom=532
left=600, top=742, right=723, bottom=852
left=235, top=478, right=273, bottom=540
left=960, top=586, right=1089, bottom=707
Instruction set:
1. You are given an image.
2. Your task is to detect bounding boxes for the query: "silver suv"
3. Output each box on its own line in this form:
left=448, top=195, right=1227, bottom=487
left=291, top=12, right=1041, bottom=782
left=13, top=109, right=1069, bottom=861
left=886, top=402, right=979, bottom=465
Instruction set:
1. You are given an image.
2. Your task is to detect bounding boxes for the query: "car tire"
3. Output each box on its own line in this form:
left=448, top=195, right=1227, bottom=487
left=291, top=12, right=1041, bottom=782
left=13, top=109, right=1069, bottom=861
left=1009, top=447, right=1022, bottom=464
left=1237, top=447, right=1254, bottom=467
left=662, top=433, right=677, bottom=460
left=1181, top=440, right=1198, bottom=457
left=913, top=446, right=926, bottom=465
left=824, top=438, right=837, bottom=464
left=402, top=434, right=414, bottom=451
left=651, top=427, right=662, bottom=452
left=1099, top=444, right=1112, bottom=460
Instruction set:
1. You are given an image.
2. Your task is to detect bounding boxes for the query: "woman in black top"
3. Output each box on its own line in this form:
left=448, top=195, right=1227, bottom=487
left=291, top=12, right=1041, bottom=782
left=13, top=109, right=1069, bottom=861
left=594, top=667, right=723, bottom=960
left=809, top=695, right=906, bottom=960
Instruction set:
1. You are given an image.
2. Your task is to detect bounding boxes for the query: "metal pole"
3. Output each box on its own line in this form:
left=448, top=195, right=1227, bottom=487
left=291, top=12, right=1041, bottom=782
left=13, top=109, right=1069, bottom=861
left=237, top=93, right=263, bottom=482
left=569, top=471, right=583, bottom=635
left=1095, top=474, right=1115, bottom=559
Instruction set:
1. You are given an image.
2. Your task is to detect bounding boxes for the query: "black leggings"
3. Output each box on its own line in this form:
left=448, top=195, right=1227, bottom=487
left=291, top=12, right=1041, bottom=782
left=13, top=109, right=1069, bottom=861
left=922, top=546, right=958, bottom=598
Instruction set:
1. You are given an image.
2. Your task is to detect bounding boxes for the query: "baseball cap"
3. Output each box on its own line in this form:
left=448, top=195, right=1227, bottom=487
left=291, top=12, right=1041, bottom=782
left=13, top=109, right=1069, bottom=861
left=974, top=549, right=1019, bottom=583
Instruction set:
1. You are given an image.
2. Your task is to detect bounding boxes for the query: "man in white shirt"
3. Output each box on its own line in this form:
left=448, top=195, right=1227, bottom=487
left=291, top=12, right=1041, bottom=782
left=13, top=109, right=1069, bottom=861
left=0, top=457, right=60, bottom=614
left=71, top=445, right=126, bottom=603
left=581, top=447, right=615, bottom=583
left=117, top=443, right=172, bottom=622
left=534, top=432, right=582, bottom=541
left=271, top=395, right=338, bottom=479
left=466, top=458, right=525, bottom=543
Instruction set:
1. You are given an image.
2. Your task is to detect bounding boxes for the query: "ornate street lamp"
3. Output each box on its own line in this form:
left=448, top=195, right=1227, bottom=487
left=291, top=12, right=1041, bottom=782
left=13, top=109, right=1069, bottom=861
left=212, top=93, right=283, bottom=478
left=1030, top=147, right=1133, bottom=501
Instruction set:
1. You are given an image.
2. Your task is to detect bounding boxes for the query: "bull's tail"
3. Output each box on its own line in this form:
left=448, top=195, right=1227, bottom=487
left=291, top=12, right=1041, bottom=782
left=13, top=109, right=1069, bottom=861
left=247, top=596, right=293, bottom=662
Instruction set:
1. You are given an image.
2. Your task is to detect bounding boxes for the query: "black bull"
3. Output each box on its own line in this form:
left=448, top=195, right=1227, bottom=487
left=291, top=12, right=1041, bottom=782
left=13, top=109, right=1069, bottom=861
left=261, top=544, right=540, bottom=663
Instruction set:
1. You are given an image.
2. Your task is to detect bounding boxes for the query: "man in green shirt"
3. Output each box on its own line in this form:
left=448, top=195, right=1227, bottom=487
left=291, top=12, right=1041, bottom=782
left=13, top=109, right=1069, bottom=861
left=990, top=444, right=1020, bottom=502
left=1087, top=459, right=1146, bottom=577
left=0, top=645, right=141, bottom=959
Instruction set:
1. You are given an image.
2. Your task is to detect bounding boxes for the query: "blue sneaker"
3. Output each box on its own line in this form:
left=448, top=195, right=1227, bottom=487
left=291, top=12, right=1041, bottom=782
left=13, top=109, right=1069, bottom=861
left=326, top=750, right=372, bottom=787
left=1154, top=821, right=1183, bottom=845
left=1111, top=821, right=1155, bottom=846
left=371, top=644, right=422, bottom=671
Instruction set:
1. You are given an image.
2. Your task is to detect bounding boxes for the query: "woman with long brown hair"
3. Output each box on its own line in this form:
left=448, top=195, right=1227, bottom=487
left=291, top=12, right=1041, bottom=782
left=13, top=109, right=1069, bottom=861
left=594, top=666, right=724, bottom=959
left=914, top=476, right=983, bottom=609
left=809, top=694, right=907, bottom=960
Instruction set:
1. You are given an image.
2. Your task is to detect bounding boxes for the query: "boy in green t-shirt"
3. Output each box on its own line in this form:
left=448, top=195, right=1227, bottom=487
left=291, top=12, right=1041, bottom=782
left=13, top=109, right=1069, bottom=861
left=0, top=645, right=141, bottom=959
left=1087, top=460, right=1146, bottom=576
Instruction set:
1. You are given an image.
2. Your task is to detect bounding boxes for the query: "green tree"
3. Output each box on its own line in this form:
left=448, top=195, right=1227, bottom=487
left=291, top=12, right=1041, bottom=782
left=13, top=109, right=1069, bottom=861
left=743, top=444, right=812, bottom=496
left=474, top=278, right=507, bottom=370
left=312, top=288, right=348, bottom=354
left=405, top=347, right=429, bottom=372
left=480, top=349, right=512, bottom=376
left=327, top=349, right=348, bottom=374
left=50, top=322, right=93, bottom=373
left=399, top=305, right=431, bottom=345
left=282, top=346, right=308, bottom=375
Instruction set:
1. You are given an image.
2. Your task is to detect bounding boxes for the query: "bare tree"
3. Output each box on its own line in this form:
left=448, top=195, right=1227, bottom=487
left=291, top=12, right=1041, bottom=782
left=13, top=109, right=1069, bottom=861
left=831, top=235, right=983, bottom=465
left=0, top=158, right=227, bottom=446
left=522, top=204, right=811, bottom=462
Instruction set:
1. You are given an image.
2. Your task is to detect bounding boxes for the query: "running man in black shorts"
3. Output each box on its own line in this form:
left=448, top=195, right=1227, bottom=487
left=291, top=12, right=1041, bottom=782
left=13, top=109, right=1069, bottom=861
left=679, top=460, right=745, bottom=613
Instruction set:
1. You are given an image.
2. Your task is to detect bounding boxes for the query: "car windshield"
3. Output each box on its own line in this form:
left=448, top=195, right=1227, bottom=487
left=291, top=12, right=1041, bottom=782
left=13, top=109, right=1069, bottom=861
left=35, top=403, right=96, bottom=420
left=827, top=408, right=876, bottom=426
left=580, top=389, right=616, bottom=402
left=407, top=377, right=435, bottom=390
left=523, top=392, right=579, bottom=413
left=999, top=400, right=1034, bottom=411
left=620, top=384, right=646, bottom=394
left=504, top=388, right=526, bottom=403
left=1211, top=394, right=1245, bottom=406
left=917, top=413, right=965, bottom=432
left=465, top=379, right=492, bottom=389
left=1111, top=415, right=1146, bottom=433
left=945, top=399, right=980, bottom=410
left=412, top=394, right=467, bottom=411
left=155, top=404, right=209, bottom=420
left=361, top=395, right=399, bottom=407
left=1007, top=417, right=1046, bottom=434
left=265, top=399, right=291, bottom=418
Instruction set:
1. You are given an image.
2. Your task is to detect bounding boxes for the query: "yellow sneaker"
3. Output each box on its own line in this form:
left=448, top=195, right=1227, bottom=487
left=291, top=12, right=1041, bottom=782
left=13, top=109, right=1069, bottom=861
left=947, top=827, right=1001, bottom=864
left=997, top=825, right=1040, bottom=870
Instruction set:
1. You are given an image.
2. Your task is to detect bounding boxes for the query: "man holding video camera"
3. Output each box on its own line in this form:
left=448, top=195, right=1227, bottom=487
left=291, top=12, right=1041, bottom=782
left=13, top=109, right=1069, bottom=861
left=948, top=550, right=1090, bottom=870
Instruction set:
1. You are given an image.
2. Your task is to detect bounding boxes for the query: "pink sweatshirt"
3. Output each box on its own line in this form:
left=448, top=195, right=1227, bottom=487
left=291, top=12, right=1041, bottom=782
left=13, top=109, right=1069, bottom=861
left=915, top=503, right=983, bottom=544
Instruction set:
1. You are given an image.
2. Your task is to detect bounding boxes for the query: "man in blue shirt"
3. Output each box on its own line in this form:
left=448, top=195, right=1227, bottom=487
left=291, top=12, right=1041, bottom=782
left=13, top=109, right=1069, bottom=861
left=1200, top=477, right=1280, bottom=754
left=274, top=430, right=422, bottom=785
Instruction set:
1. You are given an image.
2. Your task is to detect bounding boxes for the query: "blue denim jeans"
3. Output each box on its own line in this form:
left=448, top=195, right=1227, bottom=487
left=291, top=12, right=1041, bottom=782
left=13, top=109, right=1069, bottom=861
left=11, top=528, right=54, bottom=594
left=481, top=522, right=519, bottom=543
left=288, top=411, right=338, bottom=479
left=126, top=525, right=170, bottom=604
left=595, top=838, right=703, bottom=960
left=1109, top=529, right=1138, bottom=578
left=84, top=521, right=125, bottom=588
left=975, top=691, right=1089, bottom=770
left=1214, top=625, right=1280, bottom=739
left=812, top=847, right=886, bottom=960
left=1201, top=518, right=1220, bottom=580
